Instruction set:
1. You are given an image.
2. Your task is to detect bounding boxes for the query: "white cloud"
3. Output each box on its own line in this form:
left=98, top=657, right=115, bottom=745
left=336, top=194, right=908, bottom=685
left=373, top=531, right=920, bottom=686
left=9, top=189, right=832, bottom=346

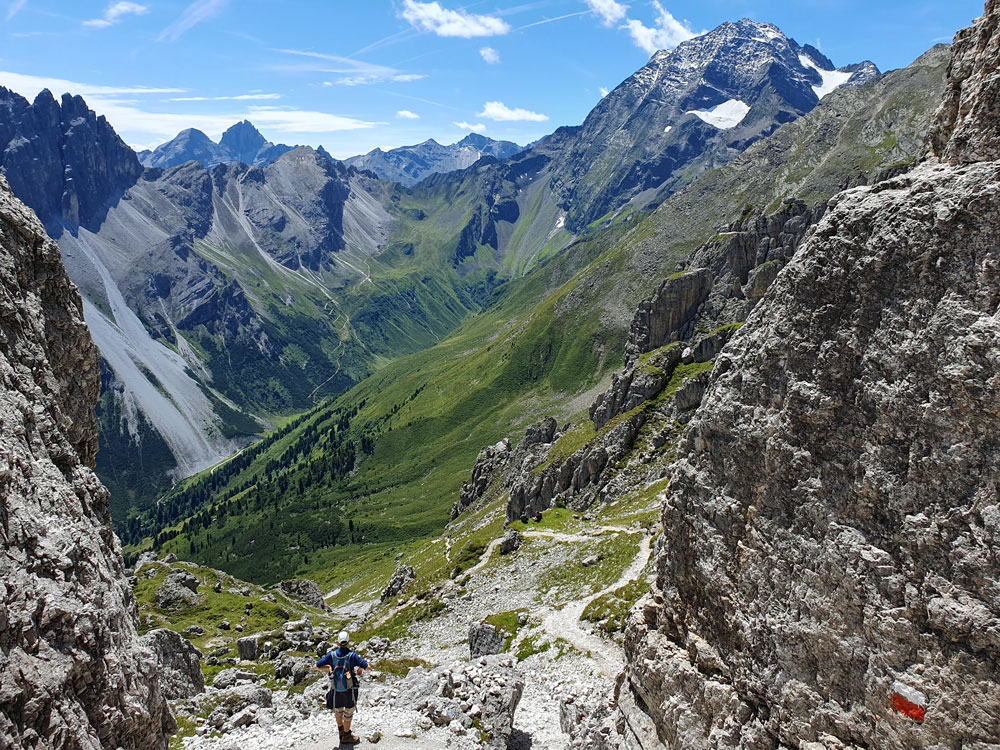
left=169, top=93, right=282, bottom=101
left=333, top=73, right=426, bottom=86
left=480, top=46, right=501, bottom=64
left=623, top=1, right=698, bottom=54
left=401, top=0, right=510, bottom=38
left=600, top=86, right=609, bottom=97
left=158, top=0, right=228, bottom=42
left=477, top=100, right=548, bottom=122
left=0, top=70, right=185, bottom=97
left=7, top=0, right=26, bottom=20
left=396, top=110, right=420, bottom=119
left=275, top=49, right=425, bottom=86
left=584, top=0, right=628, bottom=27
left=84, top=1, right=148, bottom=28
left=454, top=121, right=486, bottom=133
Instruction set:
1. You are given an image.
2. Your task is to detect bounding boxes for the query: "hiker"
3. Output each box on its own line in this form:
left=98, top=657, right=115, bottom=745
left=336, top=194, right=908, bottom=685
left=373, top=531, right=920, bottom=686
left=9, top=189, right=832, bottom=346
left=315, top=631, right=369, bottom=745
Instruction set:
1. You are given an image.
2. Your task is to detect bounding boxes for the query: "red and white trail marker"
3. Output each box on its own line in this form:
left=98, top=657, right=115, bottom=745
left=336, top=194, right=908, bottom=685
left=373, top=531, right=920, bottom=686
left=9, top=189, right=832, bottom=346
left=891, top=680, right=926, bottom=722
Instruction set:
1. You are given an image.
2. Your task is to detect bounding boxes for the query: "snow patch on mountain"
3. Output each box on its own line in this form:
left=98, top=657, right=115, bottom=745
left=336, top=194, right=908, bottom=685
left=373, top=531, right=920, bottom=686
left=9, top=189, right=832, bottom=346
left=799, top=54, right=855, bottom=99
left=687, top=99, right=751, bottom=129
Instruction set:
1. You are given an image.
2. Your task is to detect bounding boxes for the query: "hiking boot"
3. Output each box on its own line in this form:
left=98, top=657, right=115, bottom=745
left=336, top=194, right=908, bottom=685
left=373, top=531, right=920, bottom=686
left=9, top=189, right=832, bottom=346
left=340, top=731, right=361, bottom=745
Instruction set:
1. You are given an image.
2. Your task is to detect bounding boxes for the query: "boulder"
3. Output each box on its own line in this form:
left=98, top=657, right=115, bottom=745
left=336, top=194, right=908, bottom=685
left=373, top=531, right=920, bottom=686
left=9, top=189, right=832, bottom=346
left=155, top=570, right=201, bottom=609
left=140, top=628, right=204, bottom=699
left=274, top=653, right=314, bottom=686
left=225, top=684, right=273, bottom=710
left=498, top=529, right=522, bottom=555
left=469, top=623, right=504, bottom=657
left=237, top=634, right=260, bottom=661
left=212, top=669, right=259, bottom=690
left=277, top=579, right=329, bottom=611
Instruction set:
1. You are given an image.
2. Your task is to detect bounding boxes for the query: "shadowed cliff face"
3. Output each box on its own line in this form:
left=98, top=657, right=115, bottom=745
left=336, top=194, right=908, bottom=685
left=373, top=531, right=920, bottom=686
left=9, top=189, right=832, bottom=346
left=0, top=88, right=142, bottom=234
left=621, top=2, right=1000, bottom=749
left=0, top=174, right=172, bottom=749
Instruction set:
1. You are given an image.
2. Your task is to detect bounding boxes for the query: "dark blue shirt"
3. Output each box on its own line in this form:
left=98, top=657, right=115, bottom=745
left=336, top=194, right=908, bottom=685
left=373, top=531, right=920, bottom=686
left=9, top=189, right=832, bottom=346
left=316, top=647, right=369, bottom=671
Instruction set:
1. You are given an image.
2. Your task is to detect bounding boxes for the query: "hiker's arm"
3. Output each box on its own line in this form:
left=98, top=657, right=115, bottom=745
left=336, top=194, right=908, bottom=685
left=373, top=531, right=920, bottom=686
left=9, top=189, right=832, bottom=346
left=314, top=654, right=332, bottom=674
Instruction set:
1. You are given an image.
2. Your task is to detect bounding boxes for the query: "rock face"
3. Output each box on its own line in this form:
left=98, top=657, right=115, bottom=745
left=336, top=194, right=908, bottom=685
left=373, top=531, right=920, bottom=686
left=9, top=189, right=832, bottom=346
left=0, top=174, right=172, bottom=747
left=622, top=5, right=1000, bottom=748
left=0, top=87, right=142, bottom=232
left=140, top=628, right=205, bottom=699
left=931, top=7, right=1000, bottom=164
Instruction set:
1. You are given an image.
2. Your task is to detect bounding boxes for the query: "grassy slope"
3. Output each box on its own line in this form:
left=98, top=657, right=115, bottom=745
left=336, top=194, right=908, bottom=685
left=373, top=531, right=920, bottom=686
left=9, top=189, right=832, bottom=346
left=125, top=49, right=948, bottom=586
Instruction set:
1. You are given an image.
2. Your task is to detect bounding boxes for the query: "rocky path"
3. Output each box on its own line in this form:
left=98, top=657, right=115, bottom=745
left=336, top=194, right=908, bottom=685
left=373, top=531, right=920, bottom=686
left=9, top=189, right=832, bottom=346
left=539, top=532, right=653, bottom=677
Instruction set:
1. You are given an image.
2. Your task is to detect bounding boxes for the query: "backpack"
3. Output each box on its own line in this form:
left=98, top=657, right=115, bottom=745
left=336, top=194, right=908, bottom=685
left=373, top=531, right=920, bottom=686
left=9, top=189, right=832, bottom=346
left=330, top=650, right=354, bottom=693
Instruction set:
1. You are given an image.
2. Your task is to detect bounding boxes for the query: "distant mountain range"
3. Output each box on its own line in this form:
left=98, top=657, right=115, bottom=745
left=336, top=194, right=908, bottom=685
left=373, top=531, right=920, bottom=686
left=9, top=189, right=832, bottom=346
left=343, top=133, right=524, bottom=186
left=141, top=124, right=524, bottom=187
left=137, top=120, right=294, bottom=169
left=0, top=18, right=881, bottom=516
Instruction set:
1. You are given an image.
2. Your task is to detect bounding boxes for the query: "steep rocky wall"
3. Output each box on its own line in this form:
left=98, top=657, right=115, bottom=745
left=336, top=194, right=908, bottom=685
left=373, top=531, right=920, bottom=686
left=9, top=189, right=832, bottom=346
left=498, top=200, right=827, bottom=526
left=931, top=4, right=1000, bottom=164
left=0, top=175, right=172, bottom=749
left=622, top=4, right=1000, bottom=748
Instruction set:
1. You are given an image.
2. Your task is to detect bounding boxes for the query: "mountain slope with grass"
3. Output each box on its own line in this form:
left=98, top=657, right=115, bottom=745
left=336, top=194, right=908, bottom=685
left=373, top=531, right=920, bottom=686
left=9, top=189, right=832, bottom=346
left=0, top=19, right=882, bottom=519
left=125, top=45, right=947, bottom=590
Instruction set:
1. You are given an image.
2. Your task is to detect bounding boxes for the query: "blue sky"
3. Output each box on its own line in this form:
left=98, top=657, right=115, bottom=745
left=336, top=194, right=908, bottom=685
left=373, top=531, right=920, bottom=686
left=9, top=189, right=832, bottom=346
left=0, top=0, right=985, bottom=157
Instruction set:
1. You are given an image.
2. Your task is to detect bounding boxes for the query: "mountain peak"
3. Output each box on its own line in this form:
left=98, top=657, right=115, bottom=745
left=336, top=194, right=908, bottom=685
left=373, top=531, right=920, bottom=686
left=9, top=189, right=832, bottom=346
left=220, top=120, right=267, bottom=159
left=458, top=133, right=489, bottom=148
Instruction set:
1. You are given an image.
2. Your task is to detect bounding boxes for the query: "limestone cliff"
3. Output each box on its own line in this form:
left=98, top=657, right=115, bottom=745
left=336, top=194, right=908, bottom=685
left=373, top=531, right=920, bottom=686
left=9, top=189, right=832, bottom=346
left=0, top=175, right=172, bottom=748
left=622, top=3, right=1000, bottom=748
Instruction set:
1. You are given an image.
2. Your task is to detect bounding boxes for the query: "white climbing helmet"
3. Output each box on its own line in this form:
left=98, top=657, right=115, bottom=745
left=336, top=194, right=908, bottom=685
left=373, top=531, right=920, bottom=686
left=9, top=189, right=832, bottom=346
left=338, top=630, right=350, bottom=645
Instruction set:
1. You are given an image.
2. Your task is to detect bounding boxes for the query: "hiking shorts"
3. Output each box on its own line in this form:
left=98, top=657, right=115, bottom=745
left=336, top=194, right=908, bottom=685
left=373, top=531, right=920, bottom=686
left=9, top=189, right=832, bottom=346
left=327, top=688, right=356, bottom=719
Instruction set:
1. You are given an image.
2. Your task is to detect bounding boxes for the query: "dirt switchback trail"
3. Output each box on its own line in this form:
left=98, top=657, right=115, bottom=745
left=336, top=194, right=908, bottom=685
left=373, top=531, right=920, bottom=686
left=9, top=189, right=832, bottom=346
left=540, top=532, right=653, bottom=677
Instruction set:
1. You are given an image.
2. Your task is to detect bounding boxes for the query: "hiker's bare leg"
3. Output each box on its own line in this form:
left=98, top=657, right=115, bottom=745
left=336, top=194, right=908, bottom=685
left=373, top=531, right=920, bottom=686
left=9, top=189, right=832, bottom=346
left=343, top=706, right=355, bottom=731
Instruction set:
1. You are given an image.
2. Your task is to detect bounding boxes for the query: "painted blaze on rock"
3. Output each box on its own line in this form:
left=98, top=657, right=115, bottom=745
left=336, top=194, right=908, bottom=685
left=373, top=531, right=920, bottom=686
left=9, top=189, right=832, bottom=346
left=891, top=681, right=926, bottom=723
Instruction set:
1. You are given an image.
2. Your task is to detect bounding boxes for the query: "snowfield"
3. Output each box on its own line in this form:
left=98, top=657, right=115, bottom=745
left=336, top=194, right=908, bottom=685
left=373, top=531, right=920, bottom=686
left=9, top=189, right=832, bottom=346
left=687, top=99, right=751, bottom=129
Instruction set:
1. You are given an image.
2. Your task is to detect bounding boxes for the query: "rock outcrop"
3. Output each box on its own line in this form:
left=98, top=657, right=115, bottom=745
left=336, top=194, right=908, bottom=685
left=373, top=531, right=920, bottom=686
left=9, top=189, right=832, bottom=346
left=468, top=623, right=505, bottom=658
left=276, top=578, right=329, bottom=611
left=141, top=628, right=205, bottom=700
left=393, top=657, right=524, bottom=748
left=0, top=174, right=172, bottom=747
left=504, top=200, right=826, bottom=525
left=0, top=87, right=142, bottom=232
left=380, top=565, right=416, bottom=602
left=451, top=438, right=512, bottom=519
left=622, top=4, right=1000, bottom=747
